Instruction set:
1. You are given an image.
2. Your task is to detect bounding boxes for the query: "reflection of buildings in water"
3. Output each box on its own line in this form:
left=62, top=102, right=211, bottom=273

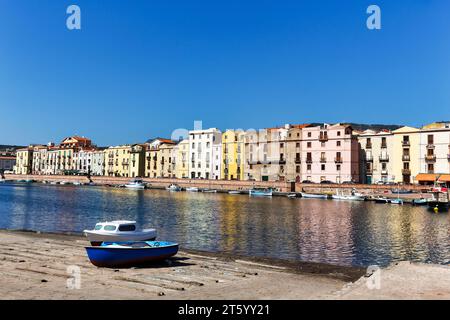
left=296, top=200, right=354, bottom=265
left=8, top=186, right=32, bottom=230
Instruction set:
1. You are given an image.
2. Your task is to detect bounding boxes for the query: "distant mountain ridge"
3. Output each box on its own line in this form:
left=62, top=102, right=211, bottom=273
left=0, top=145, right=25, bottom=150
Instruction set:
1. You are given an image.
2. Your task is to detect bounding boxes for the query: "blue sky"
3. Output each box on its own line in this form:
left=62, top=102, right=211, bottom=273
left=1, top=0, right=449, bottom=146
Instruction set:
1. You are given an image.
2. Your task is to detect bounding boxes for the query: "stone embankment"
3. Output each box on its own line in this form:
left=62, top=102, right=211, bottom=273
left=4, top=174, right=432, bottom=198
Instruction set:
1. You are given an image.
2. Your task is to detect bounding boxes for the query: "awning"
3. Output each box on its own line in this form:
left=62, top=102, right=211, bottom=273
left=415, top=173, right=439, bottom=182
left=438, top=174, right=450, bottom=182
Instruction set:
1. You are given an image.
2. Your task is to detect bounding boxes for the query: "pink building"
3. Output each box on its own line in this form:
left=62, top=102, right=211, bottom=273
left=301, top=123, right=360, bottom=183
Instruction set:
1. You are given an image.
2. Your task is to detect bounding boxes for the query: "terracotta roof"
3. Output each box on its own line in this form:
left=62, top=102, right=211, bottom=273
left=438, top=174, right=450, bottom=182
left=416, top=173, right=440, bottom=182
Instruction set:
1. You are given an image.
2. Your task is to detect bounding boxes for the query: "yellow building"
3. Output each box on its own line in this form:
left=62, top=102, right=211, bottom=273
left=392, top=126, right=420, bottom=184
left=14, top=146, right=34, bottom=175
left=221, top=130, right=245, bottom=180
left=144, top=138, right=176, bottom=178
left=129, top=144, right=146, bottom=178
left=173, top=139, right=189, bottom=179
left=104, top=145, right=131, bottom=177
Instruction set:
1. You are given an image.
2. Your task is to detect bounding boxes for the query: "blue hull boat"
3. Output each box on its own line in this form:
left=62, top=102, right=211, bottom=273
left=85, top=241, right=179, bottom=268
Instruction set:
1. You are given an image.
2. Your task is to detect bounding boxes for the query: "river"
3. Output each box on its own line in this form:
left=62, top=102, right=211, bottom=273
left=1, top=182, right=449, bottom=267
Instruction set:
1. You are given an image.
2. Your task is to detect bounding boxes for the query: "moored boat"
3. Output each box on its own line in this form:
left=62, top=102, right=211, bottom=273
left=287, top=193, right=298, bottom=199
left=83, top=221, right=157, bottom=246
left=228, top=190, right=241, bottom=195
left=374, top=197, right=391, bottom=204
left=412, top=198, right=428, bottom=206
left=202, top=189, right=217, bottom=193
left=300, top=192, right=328, bottom=199
left=124, top=178, right=146, bottom=190
left=186, top=187, right=199, bottom=192
left=167, top=184, right=182, bottom=192
left=332, top=189, right=365, bottom=201
left=249, top=187, right=273, bottom=197
left=85, top=241, right=179, bottom=268
left=390, top=198, right=404, bottom=205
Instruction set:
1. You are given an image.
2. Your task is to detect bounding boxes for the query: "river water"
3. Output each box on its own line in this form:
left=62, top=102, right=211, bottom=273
left=1, top=182, right=449, bottom=267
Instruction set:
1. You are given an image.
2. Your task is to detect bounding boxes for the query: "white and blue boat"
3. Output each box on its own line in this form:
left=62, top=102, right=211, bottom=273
left=167, top=184, right=182, bottom=192
left=249, top=187, right=273, bottom=197
left=85, top=241, right=179, bottom=268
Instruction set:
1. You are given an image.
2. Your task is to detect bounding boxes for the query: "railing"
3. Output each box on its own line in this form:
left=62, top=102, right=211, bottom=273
left=381, top=170, right=388, bottom=175
left=320, top=157, right=327, bottom=163
left=366, top=155, right=373, bottom=162
left=425, top=155, right=436, bottom=162
left=402, top=140, right=410, bottom=146
left=306, top=158, right=312, bottom=164
left=365, top=143, right=372, bottom=149
left=366, top=168, right=373, bottom=174
left=334, top=157, right=343, bottom=163
left=279, top=158, right=286, bottom=164
left=402, top=155, right=410, bottom=161
left=295, top=158, right=301, bottom=164
left=427, top=144, right=435, bottom=149
left=402, top=169, right=411, bottom=175
left=379, top=155, right=389, bottom=162
left=319, top=134, right=328, bottom=142
left=381, top=143, right=387, bottom=149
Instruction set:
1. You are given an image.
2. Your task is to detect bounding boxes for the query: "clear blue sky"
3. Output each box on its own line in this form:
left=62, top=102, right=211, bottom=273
left=1, top=0, right=449, bottom=146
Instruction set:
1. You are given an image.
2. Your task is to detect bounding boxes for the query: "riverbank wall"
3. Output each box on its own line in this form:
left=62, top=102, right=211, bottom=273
left=5, top=174, right=432, bottom=197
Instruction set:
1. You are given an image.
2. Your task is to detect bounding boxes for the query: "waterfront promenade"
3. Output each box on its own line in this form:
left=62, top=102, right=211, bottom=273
left=1, top=230, right=450, bottom=299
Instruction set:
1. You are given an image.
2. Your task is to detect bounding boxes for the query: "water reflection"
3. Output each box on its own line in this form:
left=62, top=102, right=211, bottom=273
left=1, top=182, right=449, bottom=267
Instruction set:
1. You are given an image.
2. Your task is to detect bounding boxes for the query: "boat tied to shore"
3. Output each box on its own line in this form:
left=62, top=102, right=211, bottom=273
left=124, top=178, right=146, bottom=190
left=85, top=241, right=179, bottom=268
left=83, top=221, right=157, bottom=246
left=427, top=185, right=449, bottom=211
left=331, top=189, right=366, bottom=201
left=249, top=187, right=273, bottom=197
left=186, top=187, right=199, bottom=192
left=300, top=192, right=328, bottom=199
left=167, top=184, right=182, bottom=192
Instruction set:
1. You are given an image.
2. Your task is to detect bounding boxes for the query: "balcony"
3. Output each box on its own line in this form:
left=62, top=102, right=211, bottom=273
left=425, top=155, right=436, bottom=162
left=402, top=155, right=410, bottom=162
left=381, top=170, right=388, bottom=175
left=295, top=158, right=301, bottom=164
left=279, top=158, right=286, bottom=164
left=402, top=140, right=410, bottom=146
left=306, top=158, right=312, bottom=164
left=366, top=168, right=373, bottom=175
left=381, top=143, right=387, bottom=149
left=402, top=169, right=411, bottom=175
left=365, top=143, right=372, bottom=149
left=334, top=157, right=343, bottom=163
left=379, top=155, right=390, bottom=162
left=426, top=144, right=435, bottom=149
left=366, top=155, right=373, bottom=162
left=320, top=157, right=327, bottom=163
left=319, top=134, right=328, bottom=142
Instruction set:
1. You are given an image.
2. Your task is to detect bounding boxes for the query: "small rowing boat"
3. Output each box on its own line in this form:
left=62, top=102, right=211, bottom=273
left=125, top=178, right=146, bottom=190
left=85, top=241, right=179, bottom=268
left=167, top=184, right=182, bottom=192
left=186, top=187, right=199, bottom=192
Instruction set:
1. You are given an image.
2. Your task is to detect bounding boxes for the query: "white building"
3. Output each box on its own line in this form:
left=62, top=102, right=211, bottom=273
left=357, top=129, right=395, bottom=184
left=419, top=122, right=450, bottom=175
left=73, top=149, right=105, bottom=176
left=188, top=128, right=222, bottom=179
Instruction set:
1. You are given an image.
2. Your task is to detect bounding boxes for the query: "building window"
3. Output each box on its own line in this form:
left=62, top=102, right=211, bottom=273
left=337, top=131, right=341, bottom=136
left=296, top=166, right=300, bottom=173
left=337, top=141, right=341, bottom=147
left=308, top=132, right=312, bottom=137
left=336, top=165, right=341, bottom=171
left=307, top=142, right=311, bottom=148
left=321, top=164, right=325, bottom=171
